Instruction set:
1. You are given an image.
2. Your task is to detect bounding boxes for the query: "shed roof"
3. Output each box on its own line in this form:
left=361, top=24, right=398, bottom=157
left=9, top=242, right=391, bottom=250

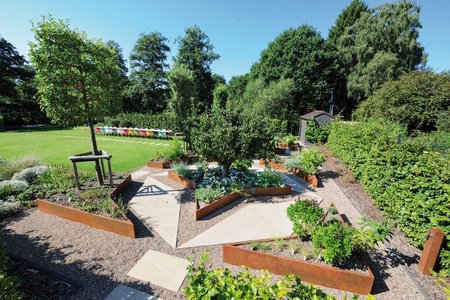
left=300, top=110, right=334, bottom=120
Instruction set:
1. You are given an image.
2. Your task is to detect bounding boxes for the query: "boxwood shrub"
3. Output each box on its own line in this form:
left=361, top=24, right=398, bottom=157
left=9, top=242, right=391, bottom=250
left=327, top=119, right=450, bottom=272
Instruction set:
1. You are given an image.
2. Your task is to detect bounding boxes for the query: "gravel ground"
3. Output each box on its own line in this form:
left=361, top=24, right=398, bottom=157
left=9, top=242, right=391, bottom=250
left=0, top=161, right=445, bottom=299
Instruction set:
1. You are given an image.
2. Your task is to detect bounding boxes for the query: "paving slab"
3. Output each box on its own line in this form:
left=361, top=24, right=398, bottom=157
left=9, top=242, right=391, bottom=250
left=131, top=170, right=152, bottom=180
left=282, top=174, right=322, bottom=202
left=104, top=284, right=160, bottom=300
left=128, top=177, right=181, bottom=248
left=178, top=201, right=294, bottom=248
left=127, top=250, right=189, bottom=292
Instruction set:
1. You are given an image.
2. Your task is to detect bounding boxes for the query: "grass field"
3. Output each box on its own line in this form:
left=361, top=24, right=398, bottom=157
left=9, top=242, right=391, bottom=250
left=0, top=127, right=177, bottom=173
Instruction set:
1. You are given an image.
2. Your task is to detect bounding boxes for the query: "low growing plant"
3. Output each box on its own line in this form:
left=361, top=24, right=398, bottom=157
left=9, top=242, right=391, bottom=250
left=312, top=221, right=356, bottom=265
left=287, top=200, right=324, bottom=239
left=195, top=187, right=224, bottom=204
left=256, top=170, right=284, bottom=188
left=172, top=162, right=192, bottom=178
left=0, top=180, right=29, bottom=200
left=184, top=251, right=339, bottom=299
left=11, top=165, right=48, bottom=184
left=298, top=149, right=325, bottom=175
left=0, top=155, right=41, bottom=180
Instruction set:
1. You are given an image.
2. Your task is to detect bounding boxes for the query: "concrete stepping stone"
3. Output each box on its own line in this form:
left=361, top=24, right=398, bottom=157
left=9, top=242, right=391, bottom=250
left=104, top=284, right=160, bottom=300
left=131, top=170, right=152, bottom=180
left=128, top=177, right=181, bottom=248
left=178, top=201, right=295, bottom=248
left=127, top=250, right=189, bottom=292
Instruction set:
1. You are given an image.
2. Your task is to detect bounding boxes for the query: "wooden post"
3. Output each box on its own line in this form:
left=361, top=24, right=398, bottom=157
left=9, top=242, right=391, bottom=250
left=100, top=158, right=106, bottom=179
left=107, top=158, right=113, bottom=187
left=72, top=161, right=81, bottom=190
left=418, top=228, right=445, bottom=275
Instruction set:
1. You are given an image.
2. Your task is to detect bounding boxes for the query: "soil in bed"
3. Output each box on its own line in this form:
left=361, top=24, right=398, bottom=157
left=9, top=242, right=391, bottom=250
left=242, top=237, right=369, bottom=273
left=44, top=172, right=129, bottom=221
left=7, top=255, right=79, bottom=299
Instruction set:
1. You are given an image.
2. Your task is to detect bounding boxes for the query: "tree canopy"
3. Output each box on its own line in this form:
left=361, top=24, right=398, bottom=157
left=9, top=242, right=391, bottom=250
left=337, top=0, right=425, bottom=101
left=174, top=26, right=219, bottom=113
left=354, top=71, right=450, bottom=132
left=125, top=32, right=170, bottom=113
left=250, top=25, right=336, bottom=116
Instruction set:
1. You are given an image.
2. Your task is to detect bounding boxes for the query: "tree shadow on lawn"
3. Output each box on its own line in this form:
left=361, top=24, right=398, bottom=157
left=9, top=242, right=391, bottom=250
left=0, top=211, right=157, bottom=299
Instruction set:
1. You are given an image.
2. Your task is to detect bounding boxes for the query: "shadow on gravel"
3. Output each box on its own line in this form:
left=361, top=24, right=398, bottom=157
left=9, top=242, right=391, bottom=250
left=368, top=247, right=420, bottom=295
left=0, top=210, right=156, bottom=299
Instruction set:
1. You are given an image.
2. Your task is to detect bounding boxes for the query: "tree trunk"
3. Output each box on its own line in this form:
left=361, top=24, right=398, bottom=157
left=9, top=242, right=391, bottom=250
left=88, top=120, right=104, bottom=186
left=222, top=163, right=231, bottom=178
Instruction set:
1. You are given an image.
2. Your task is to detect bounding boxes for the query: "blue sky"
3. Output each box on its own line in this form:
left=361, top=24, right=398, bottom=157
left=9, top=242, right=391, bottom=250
left=1, top=0, right=449, bottom=80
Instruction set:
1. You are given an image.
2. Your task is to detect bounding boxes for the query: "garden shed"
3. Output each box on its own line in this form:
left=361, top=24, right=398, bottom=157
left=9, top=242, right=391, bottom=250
left=299, top=110, right=335, bottom=146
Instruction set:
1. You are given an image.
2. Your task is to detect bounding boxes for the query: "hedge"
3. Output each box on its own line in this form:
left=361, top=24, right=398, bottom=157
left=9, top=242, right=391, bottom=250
left=327, top=120, right=450, bottom=272
left=101, top=112, right=178, bottom=131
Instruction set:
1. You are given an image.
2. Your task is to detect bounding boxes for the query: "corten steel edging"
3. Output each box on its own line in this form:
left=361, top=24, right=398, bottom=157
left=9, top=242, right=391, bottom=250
left=241, top=185, right=292, bottom=196
left=195, top=192, right=241, bottom=220
left=293, top=169, right=318, bottom=187
left=259, top=160, right=289, bottom=172
left=167, top=170, right=197, bottom=189
left=195, top=186, right=292, bottom=220
left=146, top=160, right=170, bottom=169
left=37, top=199, right=135, bottom=238
left=109, top=173, right=132, bottom=199
left=223, top=241, right=374, bottom=295
left=418, top=228, right=445, bottom=275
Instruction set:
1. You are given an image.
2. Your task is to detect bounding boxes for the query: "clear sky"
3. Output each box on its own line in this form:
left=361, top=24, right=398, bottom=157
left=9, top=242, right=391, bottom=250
left=1, top=0, right=449, bottom=81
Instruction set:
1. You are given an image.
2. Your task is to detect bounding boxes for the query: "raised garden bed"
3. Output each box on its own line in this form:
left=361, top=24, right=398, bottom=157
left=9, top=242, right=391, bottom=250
left=195, top=185, right=292, bottom=220
left=167, top=169, right=197, bottom=189
left=292, top=169, right=318, bottom=188
left=37, top=174, right=135, bottom=238
left=223, top=237, right=374, bottom=295
left=259, top=159, right=288, bottom=172
left=147, top=160, right=170, bottom=169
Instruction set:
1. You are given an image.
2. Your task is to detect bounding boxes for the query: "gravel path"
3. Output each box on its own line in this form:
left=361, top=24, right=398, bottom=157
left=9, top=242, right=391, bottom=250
left=0, top=161, right=445, bottom=299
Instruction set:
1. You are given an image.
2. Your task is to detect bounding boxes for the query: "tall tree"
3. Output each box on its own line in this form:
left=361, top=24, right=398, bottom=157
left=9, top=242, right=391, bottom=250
left=167, top=62, right=196, bottom=143
left=250, top=25, right=337, bottom=117
left=0, top=37, right=32, bottom=128
left=354, top=71, right=450, bottom=132
left=29, top=16, right=123, bottom=184
left=338, top=0, right=425, bottom=102
left=174, top=25, right=219, bottom=113
left=328, top=0, right=369, bottom=117
left=228, top=74, right=249, bottom=102
left=125, top=32, right=170, bottom=113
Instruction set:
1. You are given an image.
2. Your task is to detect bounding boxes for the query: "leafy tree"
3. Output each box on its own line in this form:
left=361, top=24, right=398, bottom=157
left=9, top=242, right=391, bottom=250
left=167, top=62, right=196, bottom=142
left=328, top=0, right=369, bottom=117
left=242, top=78, right=296, bottom=133
left=29, top=16, right=123, bottom=183
left=174, top=25, right=219, bottom=113
left=212, top=73, right=226, bottom=87
left=125, top=32, right=170, bottom=113
left=191, top=105, right=275, bottom=177
left=354, top=71, right=450, bottom=132
left=328, top=0, right=369, bottom=45
left=228, top=73, right=248, bottom=102
left=250, top=25, right=337, bottom=116
left=212, top=83, right=229, bottom=109
left=0, top=37, right=37, bottom=127
left=338, top=0, right=425, bottom=101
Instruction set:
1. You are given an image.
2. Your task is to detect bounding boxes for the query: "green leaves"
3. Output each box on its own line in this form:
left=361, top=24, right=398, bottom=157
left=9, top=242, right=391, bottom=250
left=327, top=120, right=450, bottom=272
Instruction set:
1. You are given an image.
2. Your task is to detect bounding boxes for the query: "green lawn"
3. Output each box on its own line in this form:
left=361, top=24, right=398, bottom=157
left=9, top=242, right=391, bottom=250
left=0, top=127, right=176, bottom=173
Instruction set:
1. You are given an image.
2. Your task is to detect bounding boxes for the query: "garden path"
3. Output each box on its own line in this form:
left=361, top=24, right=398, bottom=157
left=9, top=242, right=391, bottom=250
left=128, top=176, right=182, bottom=249
left=178, top=200, right=295, bottom=248
left=104, top=284, right=161, bottom=300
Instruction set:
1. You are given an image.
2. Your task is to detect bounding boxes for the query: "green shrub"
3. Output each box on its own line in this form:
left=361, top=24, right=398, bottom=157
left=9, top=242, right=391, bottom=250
left=312, top=222, right=356, bottom=265
left=172, top=162, right=191, bottom=178
left=195, top=188, right=224, bottom=204
left=256, top=170, right=284, bottom=188
left=298, top=149, right=325, bottom=175
left=0, top=201, right=20, bottom=219
left=102, top=111, right=178, bottom=130
left=162, top=140, right=185, bottom=161
left=39, top=165, right=88, bottom=195
left=0, top=239, right=23, bottom=299
left=284, top=134, right=297, bottom=147
left=287, top=200, right=324, bottom=239
left=0, top=180, right=29, bottom=200
left=0, top=155, right=41, bottom=180
left=305, top=117, right=331, bottom=144
left=184, top=251, right=338, bottom=300
left=353, top=217, right=392, bottom=251
left=11, top=165, right=48, bottom=184
left=328, top=119, right=450, bottom=272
